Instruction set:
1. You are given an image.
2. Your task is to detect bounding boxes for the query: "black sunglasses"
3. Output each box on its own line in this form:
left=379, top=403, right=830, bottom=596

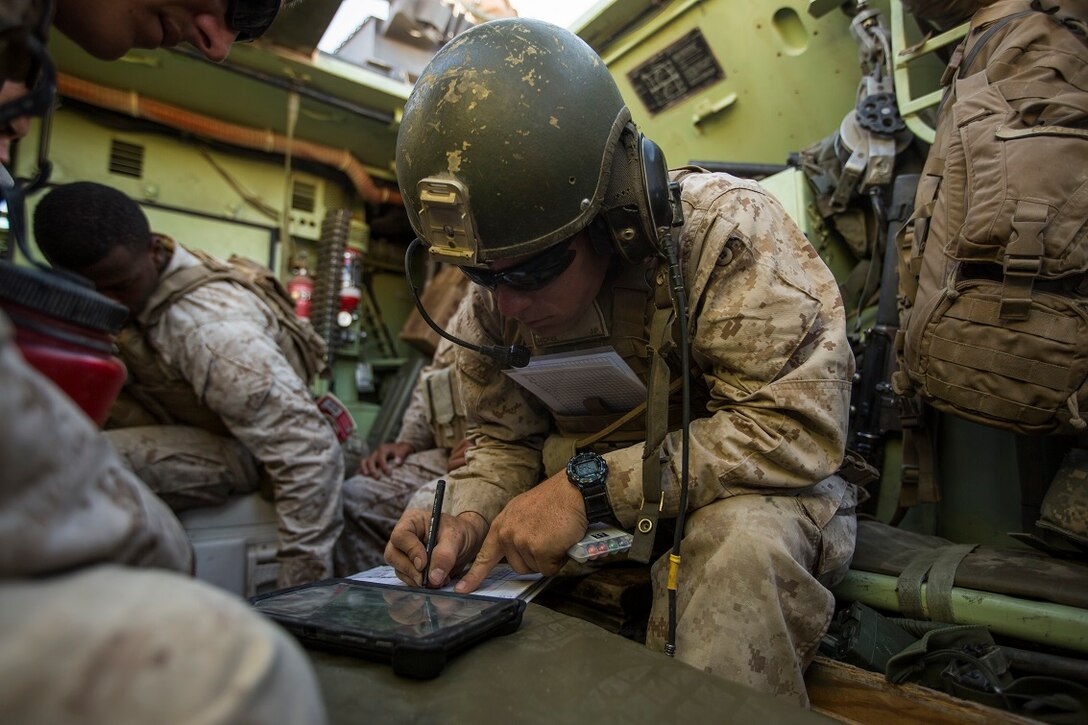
left=227, top=0, right=282, bottom=42
left=460, top=239, right=576, bottom=292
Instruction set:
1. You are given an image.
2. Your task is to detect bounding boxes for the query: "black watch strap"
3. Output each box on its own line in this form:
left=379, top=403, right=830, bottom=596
left=581, top=483, right=614, bottom=523
left=567, top=452, right=615, bottom=524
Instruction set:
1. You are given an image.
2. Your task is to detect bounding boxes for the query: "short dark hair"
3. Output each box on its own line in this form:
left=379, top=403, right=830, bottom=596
left=33, top=182, right=151, bottom=270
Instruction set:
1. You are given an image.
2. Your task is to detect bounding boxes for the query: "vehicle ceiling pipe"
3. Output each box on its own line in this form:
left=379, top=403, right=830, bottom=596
left=834, top=570, right=1088, bottom=654
left=55, top=74, right=403, bottom=208
left=172, top=48, right=397, bottom=126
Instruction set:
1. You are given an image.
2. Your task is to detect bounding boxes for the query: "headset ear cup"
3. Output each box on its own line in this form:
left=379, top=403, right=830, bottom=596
left=599, top=128, right=664, bottom=263
left=639, top=134, right=673, bottom=244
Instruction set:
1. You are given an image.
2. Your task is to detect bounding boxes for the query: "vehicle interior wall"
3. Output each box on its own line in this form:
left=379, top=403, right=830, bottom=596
left=582, top=0, right=903, bottom=167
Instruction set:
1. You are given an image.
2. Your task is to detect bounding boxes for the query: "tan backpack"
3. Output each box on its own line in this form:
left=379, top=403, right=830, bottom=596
left=894, top=0, right=1088, bottom=437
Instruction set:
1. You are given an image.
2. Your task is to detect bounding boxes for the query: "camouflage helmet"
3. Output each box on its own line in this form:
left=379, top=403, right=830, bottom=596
left=395, top=18, right=630, bottom=267
left=1037, top=448, right=1088, bottom=547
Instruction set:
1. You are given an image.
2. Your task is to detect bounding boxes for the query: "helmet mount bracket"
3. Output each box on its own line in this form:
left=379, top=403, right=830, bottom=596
left=417, top=177, right=479, bottom=263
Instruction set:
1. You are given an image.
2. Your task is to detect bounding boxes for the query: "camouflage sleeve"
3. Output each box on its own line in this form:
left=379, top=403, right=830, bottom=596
left=443, top=286, right=548, bottom=523
left=154, top=284, right=344, bottom=583
left=0, top=315, right=193, bottom=577
left=602, top=180, right=854, bottom=527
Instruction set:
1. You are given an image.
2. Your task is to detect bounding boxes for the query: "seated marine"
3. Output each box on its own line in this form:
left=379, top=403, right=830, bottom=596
left=34, top=180, right=344, bottom=588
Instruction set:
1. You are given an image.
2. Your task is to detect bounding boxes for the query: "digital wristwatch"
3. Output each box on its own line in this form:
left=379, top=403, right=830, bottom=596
left=566, top=451, right=614, bottom=523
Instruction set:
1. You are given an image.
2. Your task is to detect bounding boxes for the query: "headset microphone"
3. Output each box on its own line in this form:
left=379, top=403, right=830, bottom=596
left=404, top=239, right=531, bottom=369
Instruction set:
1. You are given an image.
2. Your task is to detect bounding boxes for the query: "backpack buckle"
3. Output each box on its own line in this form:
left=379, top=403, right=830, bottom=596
left=1000, top=201, right=1049, bottom=320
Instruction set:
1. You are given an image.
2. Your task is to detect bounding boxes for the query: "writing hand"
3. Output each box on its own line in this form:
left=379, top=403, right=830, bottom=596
left=455, top=471, right=587, bottom=593
left=360, top=441, right=415, bottom=477
left=385, top=509, right=488, bottom=588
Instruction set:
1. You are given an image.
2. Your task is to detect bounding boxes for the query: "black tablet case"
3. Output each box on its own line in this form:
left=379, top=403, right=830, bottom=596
left=250, top=579, right=526, bottom=679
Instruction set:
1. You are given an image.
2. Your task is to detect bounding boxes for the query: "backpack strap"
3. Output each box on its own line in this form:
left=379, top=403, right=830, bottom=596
left=958, top=7, right=1035, bottom=79
left=139, top=247, right=236, bottom=328
left=629, top=259, right=675, bottom=564
left=143, top=246, right=327, bottom=383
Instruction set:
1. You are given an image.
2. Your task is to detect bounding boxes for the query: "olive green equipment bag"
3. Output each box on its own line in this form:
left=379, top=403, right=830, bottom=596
left=894, top=0, right=1088, bottom=439
left=886, top=625, right=1088, bottom=723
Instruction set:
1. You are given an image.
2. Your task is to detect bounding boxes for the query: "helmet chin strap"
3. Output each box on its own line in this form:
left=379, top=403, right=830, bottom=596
left=404, top=238, right=531, bottom=368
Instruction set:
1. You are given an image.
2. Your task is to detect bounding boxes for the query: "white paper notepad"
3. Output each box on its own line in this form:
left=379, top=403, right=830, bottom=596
left=503, top=346, right=645, bottom=415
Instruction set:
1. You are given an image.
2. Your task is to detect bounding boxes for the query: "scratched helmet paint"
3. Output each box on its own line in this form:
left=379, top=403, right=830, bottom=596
left=395, top=18, right=630, bottom=267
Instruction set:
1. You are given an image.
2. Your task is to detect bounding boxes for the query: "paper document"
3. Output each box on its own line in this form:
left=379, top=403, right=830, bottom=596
left=503, top=346, right=646, bottom=415
left=349, top=563, right=549, bottom=602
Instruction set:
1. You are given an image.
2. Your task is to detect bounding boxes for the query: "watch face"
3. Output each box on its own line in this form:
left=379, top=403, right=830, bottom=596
left=573, top=459, right=599, bottom=478
left=569, top=452, right=607, bottom=485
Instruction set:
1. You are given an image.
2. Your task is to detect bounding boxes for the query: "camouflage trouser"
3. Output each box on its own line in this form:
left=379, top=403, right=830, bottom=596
left=0, top=565, right=326, bottom=725
left=645, top=475, right=857, bottom=707
left=106, top=425, right=334, bottom=588
left=105, top=425, right=261, bottom=510
left=334, top=447, right=449, bottom=575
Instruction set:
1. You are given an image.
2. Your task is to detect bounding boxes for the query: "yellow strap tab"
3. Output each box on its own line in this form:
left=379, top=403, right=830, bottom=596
left=666, top=553, right=681, bottom=591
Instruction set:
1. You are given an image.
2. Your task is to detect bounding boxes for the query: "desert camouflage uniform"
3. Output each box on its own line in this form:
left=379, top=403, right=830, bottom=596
left=107, top=244, right=344, bottom=587
left=336, top=334, right=464, bottom=573
left=0, top=313, right=326, bottom=723
left=446, top=173, right=858, bottom=705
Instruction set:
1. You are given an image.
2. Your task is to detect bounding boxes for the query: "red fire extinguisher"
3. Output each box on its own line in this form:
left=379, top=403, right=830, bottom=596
left=335, top=247, right=363, bottom=327
left=286, top=254, right=314, bottom=320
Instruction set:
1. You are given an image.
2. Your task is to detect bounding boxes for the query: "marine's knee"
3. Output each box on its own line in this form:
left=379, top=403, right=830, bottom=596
left=696, top=494, right=814, bottom=571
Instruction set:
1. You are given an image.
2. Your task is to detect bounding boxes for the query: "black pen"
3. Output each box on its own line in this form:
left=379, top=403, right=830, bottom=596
left=422, top=478, right=446, bottom=587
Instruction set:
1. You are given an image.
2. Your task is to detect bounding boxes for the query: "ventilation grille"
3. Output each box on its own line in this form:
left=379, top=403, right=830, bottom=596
left=291, top=180, right=317, bottom=213
left=108, top=139, right=145, bottom=178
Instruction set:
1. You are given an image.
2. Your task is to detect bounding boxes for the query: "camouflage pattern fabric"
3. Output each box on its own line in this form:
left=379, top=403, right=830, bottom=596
left=106, top=425, right=262, bottom=509
left=0, top=565, right=327, bottom=725
left=390, top=335, right=465, bottom=453
left=336, top=449, right=450, bottom=575
left=1, top=314, right=326, bottom=720
left=111, top=245, right=344, bottom=587
left=0, top=312, right=193, bottom=577
left=445, top=172, right=858, bottom=704
left=645, top=475, right=857, bottom=704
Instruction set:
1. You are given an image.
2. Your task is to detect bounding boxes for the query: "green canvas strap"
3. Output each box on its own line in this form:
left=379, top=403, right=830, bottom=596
left=630, top=264, right=676, bottom=564
left=896, top=543, right=978, bottom=622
